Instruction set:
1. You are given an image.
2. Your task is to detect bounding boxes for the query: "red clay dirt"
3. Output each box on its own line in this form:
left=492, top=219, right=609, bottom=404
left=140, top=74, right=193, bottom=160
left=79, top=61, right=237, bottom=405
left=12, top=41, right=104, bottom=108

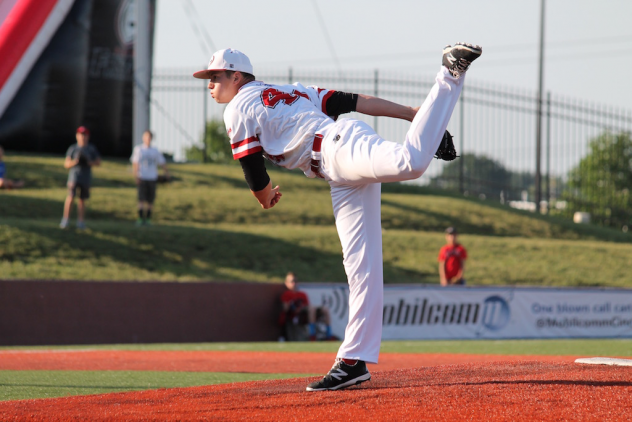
left=0, top=350, right=583, bottom=373
left=1, top=361, right=631, bottom=421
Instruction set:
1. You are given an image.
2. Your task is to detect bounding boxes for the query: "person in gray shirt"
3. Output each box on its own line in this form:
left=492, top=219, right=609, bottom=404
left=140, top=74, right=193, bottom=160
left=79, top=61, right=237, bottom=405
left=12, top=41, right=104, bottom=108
left=60, top=126, right=101, bottom=229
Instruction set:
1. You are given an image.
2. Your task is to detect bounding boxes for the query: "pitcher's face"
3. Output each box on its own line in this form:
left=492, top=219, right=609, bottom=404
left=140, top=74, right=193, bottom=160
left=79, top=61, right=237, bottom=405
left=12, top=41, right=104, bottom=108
left=207, top=71, right=239, bottom=104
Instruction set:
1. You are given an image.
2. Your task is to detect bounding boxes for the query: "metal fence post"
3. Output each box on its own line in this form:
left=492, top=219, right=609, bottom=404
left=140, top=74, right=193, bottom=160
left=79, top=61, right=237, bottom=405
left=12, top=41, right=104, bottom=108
left=546, top=91, right=551, bottom=213
left=535, top=0, right=546, bottom=213
left=374, top=69, right=378, bottom=132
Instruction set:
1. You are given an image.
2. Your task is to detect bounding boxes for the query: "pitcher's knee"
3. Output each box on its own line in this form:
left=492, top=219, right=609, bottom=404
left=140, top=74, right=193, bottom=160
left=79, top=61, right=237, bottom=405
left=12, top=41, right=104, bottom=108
left=388, top=162, right=427, bottom=182
left=389, top=166, right=424, bottom=182
left=406, top=161, right=430, bottom=179
left=375, top=155, right=430, bottom=182
left=408, top=167, right=426, bottom=179
left=399, top=153, right=431, bottom=180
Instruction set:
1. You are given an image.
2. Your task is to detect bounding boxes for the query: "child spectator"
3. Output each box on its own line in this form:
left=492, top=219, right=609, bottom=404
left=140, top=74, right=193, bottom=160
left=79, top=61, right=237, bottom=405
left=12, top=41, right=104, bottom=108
left=60, top=126, right=101, bottom=229
left=130, top=130, right=169, bottom=226
left=438, top=226, right=467, bottom=286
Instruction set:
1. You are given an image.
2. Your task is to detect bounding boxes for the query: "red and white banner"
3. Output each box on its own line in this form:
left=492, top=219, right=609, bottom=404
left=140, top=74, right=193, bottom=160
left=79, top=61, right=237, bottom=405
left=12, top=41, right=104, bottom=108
left=0, top=0, right=75, bottom=118
left=301, top=284, right=632, bottom=340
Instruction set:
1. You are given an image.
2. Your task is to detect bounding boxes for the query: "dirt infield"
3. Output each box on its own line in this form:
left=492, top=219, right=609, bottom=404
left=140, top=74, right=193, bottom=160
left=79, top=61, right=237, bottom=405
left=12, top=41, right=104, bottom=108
left=1, top=361, right=630, bottom=421
left=0, top=350, right=583, bottom=373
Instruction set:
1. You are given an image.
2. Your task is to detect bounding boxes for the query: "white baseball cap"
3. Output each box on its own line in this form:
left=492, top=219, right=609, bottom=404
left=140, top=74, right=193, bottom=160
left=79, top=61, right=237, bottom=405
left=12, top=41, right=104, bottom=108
left=193, top=48, right=254, bottom=79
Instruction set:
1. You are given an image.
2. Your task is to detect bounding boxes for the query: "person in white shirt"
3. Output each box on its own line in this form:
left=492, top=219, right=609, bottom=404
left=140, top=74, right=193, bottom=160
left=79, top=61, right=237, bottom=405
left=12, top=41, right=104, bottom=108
left=130, top=130, right=169, bottom=226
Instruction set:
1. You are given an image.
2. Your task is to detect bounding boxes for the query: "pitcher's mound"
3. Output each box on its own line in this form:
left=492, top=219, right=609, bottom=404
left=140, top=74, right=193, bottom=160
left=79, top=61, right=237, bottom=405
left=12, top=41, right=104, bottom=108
left=1, top=361, right=631, bottom=421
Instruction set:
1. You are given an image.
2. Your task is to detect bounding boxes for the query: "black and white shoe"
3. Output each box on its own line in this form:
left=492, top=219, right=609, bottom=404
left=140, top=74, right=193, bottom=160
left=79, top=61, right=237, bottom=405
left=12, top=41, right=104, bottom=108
left=306, top=359, right=371, bottom=391
left=442, top=42, right=483, bottom=78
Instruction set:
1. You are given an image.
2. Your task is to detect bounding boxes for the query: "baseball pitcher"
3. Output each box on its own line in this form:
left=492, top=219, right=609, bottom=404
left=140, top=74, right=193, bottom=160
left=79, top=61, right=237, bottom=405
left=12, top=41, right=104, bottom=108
left=193, top=42, right=481, bottom=391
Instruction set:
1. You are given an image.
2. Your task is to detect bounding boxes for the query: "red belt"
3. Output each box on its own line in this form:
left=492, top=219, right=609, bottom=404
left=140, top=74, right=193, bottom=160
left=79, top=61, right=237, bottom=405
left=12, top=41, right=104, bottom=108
left=310, top=134, right=324, bottom=179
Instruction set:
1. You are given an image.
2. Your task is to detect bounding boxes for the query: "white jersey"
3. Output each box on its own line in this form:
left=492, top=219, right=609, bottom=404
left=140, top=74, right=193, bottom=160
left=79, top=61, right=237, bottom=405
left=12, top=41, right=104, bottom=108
left=224, top=81, right=335, bottom=177
left=223, top=66, right=467, bottom=366
left=130, top=145, right=166, bottom=181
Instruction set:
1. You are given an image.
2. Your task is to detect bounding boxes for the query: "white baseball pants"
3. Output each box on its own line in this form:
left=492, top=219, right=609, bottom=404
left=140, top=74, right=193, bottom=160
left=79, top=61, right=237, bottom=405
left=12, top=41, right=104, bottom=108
left=320, top=68, right=465, bottom=363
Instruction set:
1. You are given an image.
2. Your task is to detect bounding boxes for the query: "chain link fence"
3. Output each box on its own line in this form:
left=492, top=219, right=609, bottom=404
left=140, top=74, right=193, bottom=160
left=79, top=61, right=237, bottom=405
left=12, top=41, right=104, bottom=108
left=150, top=68, right=632, bottom=229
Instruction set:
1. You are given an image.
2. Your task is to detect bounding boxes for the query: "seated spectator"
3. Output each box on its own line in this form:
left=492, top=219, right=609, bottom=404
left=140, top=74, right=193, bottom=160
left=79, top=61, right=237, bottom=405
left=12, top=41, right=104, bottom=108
left=0, top=146, right=25, bottom=190
left=312, top=306, right=336, bottom=341
left=279, top=272, right=310, bottom=341
left=279, top=272, right=335, bottom=341
left=438, top=226, right=467, bottom=286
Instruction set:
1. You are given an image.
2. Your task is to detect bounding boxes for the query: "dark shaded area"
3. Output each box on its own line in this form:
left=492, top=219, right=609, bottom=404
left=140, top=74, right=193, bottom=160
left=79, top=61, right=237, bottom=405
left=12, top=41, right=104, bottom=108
left=0, top=196, right=118, bottom=221
left=0, top=279, right=286, bottom=345
left=1, top=220, right=429, bottom=283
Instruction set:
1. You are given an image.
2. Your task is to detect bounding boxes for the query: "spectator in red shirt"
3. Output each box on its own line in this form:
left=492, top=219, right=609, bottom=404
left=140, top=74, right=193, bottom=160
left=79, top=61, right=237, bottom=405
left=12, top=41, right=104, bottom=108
left=279, top=272, right=335, bottom=341
left=279, top=272, right=311, bottom=341
left=438, top=227, right=467, bottom=286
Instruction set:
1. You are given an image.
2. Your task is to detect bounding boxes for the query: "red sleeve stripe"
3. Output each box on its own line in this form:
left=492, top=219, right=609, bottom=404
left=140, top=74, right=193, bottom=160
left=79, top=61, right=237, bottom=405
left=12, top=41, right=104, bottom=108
left=231, top=136, right=262, bottom=160
left=233, top=146, right=262, bottom=160
left=321, top=90, right=335, bottom=114
left=231, top=135, right=259, bottom=150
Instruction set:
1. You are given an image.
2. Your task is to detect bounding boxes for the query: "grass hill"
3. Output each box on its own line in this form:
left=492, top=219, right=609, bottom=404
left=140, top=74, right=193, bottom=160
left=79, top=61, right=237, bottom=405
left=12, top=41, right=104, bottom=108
left=0, top=153, right=630, bottom=287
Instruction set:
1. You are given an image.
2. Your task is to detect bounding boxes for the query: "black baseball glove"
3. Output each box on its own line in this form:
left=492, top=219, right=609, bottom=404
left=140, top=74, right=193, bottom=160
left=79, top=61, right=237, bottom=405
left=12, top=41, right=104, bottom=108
left=434, top=130, right=459, bottom=161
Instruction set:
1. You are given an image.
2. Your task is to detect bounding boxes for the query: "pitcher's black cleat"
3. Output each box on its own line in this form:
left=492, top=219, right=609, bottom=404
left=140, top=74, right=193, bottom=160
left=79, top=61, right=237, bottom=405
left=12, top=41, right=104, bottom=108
left=442, top=42, right=482, bottom=78
left=306, top=359, right=371, bottom=391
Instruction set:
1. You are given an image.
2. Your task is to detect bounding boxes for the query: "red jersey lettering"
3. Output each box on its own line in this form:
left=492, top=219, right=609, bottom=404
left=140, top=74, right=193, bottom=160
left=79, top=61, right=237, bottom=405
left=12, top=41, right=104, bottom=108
left=261, top=88, right=308, bottom=108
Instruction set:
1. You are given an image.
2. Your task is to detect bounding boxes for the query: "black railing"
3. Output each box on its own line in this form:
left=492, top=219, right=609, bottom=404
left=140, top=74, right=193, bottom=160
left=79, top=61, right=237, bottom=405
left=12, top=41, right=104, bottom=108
left=149, top=68, right=632, bottom=230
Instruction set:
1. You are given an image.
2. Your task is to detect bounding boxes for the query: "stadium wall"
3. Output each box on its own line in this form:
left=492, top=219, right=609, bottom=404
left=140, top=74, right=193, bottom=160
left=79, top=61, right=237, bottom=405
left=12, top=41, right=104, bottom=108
left=0, top=280, right=285, bottom=345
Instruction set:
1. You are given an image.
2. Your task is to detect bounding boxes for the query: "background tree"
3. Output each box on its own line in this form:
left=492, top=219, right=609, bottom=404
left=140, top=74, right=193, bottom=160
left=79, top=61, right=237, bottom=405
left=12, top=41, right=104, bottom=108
left=432, top=153, right=519, bottom=201
left=186, top=119, right=234, bottom=163
left=564, top=131, right=632, bottom=228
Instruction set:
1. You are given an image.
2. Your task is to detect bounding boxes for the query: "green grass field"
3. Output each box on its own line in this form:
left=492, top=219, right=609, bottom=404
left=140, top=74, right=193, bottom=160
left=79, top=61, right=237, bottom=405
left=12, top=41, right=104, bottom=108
left=1, top=339, right=631, bottom=401
left=0, top=370, right=303, bottom=402
left=4, top=339, right=632, bottom=355
left=1, top=153, right=631, bottom=286
left=1, top=155, right=631, bottom=402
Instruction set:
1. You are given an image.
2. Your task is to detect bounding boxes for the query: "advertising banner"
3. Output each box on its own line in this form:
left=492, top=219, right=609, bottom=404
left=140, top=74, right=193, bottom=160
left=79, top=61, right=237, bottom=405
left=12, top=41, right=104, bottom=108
left=301, top=284, right=632, bottom=340
left=0, top=0, right=156, bottom=157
